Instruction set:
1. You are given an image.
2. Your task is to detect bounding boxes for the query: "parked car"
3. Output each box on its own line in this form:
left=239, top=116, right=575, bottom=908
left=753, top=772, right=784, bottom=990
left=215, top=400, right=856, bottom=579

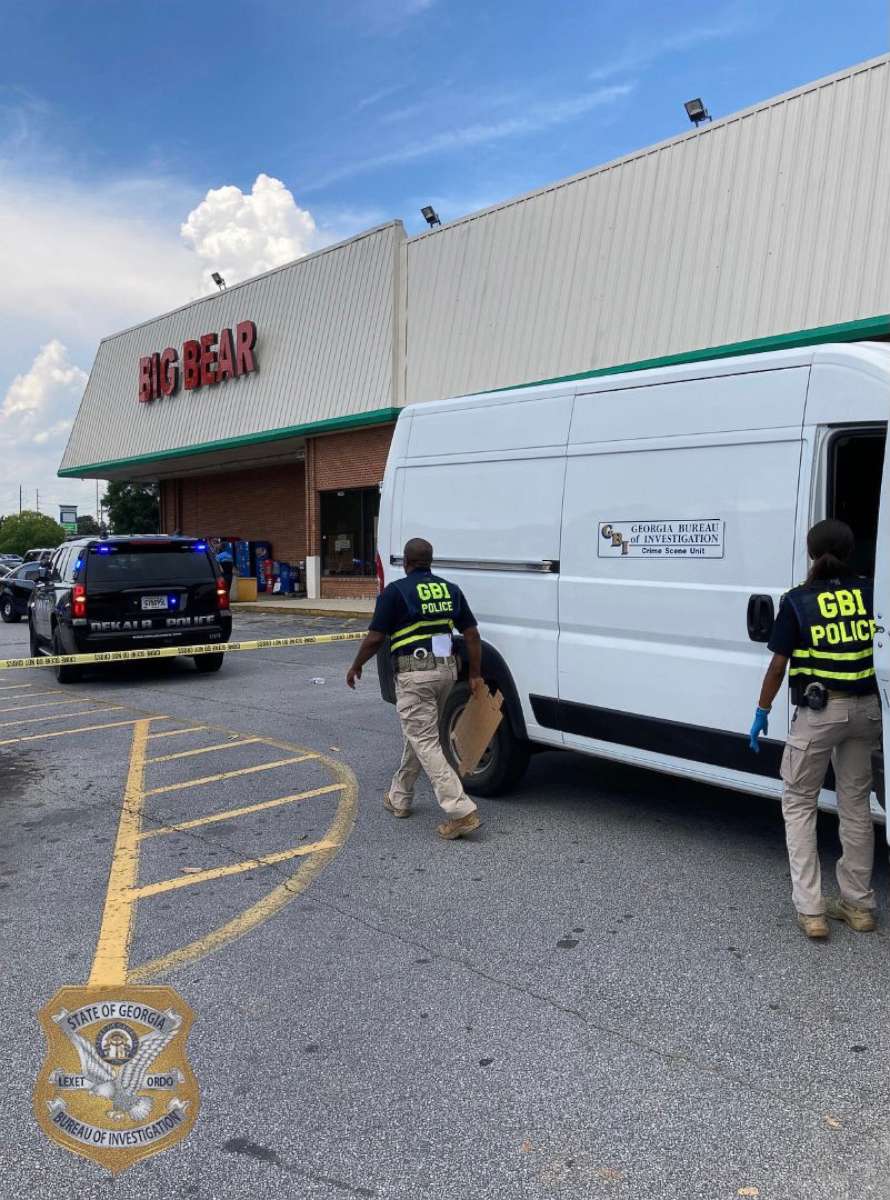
left=0, top=562, right=44, bottom=622
left=28, top=536, right=232, bottom=682
left=23, top=547, right=56, bottom=564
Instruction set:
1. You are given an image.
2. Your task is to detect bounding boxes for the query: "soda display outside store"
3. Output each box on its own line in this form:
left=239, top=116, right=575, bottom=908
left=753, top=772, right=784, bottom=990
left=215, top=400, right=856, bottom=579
left=209, top=537, right=299, bottom=599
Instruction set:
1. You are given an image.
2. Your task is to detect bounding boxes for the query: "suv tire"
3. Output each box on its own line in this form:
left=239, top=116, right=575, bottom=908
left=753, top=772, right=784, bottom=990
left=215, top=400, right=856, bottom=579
left=194, top=652, right=225, bottom=673
left=1, top=596, right=19, bottom=623
left=53, top=629, right=83, bottom=684
left=28, top=620, right=41, bottom=659
left=441, top=680, right=530, bottom=797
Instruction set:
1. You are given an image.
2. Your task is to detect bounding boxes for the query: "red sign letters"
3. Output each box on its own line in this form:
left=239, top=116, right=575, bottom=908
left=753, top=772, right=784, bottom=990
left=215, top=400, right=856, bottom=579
left=138, top=321, right=257, bottom=403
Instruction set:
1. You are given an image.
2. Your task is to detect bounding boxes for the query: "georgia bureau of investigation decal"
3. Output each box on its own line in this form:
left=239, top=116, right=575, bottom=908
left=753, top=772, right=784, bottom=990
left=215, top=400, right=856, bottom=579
left=34, top=985, right=199, bottom=1172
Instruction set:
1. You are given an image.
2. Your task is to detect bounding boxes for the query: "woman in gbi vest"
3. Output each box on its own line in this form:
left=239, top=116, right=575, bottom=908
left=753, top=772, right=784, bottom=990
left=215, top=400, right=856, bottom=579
left=749, top=519, right=882, bottom=939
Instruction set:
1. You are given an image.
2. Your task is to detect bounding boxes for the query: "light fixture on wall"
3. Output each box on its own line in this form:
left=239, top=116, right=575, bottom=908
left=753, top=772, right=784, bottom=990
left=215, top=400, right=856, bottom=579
left=421, top=206, right=441, bottom=228
left=211, top=272, right=227, bottom=290
left=684, top=98, right=711, bottom=126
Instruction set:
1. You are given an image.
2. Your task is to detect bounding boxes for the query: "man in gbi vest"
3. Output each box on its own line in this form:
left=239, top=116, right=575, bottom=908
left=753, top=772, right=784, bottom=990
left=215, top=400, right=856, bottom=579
left=346, top=538, right=483, bottom=840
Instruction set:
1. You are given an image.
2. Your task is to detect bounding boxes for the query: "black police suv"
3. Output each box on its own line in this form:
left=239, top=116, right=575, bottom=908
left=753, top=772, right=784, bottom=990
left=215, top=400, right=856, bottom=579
left=28, top=536, right=233, bottom=683
left=1, top=561, right=44, bottom=622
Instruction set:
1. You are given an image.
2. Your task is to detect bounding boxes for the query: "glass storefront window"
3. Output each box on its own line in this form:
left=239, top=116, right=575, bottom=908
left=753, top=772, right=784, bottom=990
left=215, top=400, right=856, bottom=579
left=320, top=488, right=380, bottom=576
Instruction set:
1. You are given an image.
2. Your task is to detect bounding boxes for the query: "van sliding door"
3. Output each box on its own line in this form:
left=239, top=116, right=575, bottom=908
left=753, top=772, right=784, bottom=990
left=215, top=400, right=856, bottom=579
left=546, top=366, right=809, bottom=789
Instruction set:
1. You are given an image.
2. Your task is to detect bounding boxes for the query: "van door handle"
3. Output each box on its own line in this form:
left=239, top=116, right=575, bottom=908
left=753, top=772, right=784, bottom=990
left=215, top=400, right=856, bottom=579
left=747, top=594, right=775, bottom=643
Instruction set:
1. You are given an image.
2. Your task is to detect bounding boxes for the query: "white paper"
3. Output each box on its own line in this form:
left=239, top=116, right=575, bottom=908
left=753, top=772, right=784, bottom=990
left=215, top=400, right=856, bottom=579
left=431, top=634, right=453, bottom=657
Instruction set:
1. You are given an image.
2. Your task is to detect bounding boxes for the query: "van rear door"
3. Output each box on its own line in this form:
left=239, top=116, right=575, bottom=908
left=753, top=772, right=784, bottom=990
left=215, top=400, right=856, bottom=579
left=549, top=363, right=809, bottom=790
left=392, top=390, right=573, bottom=743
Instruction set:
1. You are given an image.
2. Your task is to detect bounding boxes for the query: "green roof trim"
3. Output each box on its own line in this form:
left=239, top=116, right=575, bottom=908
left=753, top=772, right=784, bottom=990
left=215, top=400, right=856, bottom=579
left=480, top=314, right=890, bottom=396
left=58, top=407, right=402, bottom=478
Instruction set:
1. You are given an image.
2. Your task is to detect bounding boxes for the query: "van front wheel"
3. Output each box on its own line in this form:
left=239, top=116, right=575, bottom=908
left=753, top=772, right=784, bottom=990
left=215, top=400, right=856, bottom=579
left=441, top=680, right=530, bottom=797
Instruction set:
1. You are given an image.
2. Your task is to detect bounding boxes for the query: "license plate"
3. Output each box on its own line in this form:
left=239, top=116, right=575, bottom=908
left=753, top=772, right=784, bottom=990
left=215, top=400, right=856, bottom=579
left=141, top=596, right=168, bottom=611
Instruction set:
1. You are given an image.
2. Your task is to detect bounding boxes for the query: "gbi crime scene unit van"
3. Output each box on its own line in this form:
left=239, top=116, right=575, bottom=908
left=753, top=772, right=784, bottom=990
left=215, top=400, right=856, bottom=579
left=376, top=341, right=890, bottom=836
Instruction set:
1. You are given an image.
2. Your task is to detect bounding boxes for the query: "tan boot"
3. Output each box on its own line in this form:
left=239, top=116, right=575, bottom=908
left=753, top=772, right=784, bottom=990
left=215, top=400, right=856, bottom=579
left=383, top=793, right=411, bottom=818
left=797, top=912, right=830, bottom=939
left=826, top=897, right=876, bottom=932
left=437, top=811, right=481, bottom=840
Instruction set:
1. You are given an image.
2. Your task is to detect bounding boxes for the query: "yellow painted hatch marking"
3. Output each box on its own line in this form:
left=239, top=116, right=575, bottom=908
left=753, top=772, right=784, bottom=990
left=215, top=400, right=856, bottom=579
left=88, top=719, right=152, bottom=987
left=85, top=713, right=357, bottom=984
left=138, top=782, right=346, bottom=839
left=0, top=683, right=34, bottom=690
left=0, top=706, right=122, bottom=729
left=0, top=716, right=170, bottom=747
left=129, top=841, right=338, bottom=899
left=0, top=697, right=91, bottom=713
left=0, top=689, right=74, bottom=703
left=145, top=736, right=262, bottom=764
left=142, top=754, right=317, bottom=797
left=147, top=725, right=208, bottom=740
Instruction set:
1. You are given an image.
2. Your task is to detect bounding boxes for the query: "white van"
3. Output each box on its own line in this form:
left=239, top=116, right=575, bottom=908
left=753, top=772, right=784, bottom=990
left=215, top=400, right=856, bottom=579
left=376, top=342, right=890, bottom=831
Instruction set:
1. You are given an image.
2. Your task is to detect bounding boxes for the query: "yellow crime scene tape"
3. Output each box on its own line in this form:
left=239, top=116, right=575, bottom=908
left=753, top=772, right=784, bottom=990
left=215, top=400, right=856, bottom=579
left=0, top=631, right=365, bottom=671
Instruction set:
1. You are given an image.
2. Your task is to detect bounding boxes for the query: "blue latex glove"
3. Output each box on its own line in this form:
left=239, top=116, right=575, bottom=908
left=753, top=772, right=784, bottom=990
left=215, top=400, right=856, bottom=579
left=748, top=707, right=770, bottom=752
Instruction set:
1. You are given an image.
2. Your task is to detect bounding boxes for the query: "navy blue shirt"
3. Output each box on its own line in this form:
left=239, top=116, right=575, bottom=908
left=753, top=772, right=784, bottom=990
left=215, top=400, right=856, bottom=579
left=370, top=569, right=477, bottom=637
left=767, top=595, right=801, bottom=657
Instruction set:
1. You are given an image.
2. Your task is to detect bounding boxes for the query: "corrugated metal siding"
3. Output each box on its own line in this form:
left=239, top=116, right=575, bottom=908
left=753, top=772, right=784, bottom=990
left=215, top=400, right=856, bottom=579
left=61, top=222, right=403, bottom=472
left=405, top=55, right=890, bottom=405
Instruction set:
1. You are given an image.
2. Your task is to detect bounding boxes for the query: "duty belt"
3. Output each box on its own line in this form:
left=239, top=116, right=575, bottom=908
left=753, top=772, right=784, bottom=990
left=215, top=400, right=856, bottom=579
left=394, top=652, right=455, bottom=674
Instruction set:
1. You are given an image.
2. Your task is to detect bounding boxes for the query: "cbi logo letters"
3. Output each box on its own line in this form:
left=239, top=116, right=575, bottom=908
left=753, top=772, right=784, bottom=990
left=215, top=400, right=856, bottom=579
left=417, top=581, right=454, bottom=615
left=810, top=588, right=875, bottom=646
left=138, top=320, right=257, bottom=403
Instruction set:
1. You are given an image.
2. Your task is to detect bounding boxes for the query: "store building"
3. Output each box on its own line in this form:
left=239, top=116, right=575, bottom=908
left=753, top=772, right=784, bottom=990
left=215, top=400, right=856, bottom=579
left=60, top=54, right=890, bottom=597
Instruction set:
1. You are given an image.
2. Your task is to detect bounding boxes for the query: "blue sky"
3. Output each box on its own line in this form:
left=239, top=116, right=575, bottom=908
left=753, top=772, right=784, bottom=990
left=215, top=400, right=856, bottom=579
left=0, top=0, right=886, bottom=515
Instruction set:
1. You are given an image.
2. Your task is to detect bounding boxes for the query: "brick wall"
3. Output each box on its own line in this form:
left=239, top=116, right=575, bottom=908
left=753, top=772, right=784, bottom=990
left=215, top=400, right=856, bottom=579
left=305, top=423, right=394, bottom=557
left=160, top=463, right=306, bottom=564
left=308, top=423, right=394, bottom=599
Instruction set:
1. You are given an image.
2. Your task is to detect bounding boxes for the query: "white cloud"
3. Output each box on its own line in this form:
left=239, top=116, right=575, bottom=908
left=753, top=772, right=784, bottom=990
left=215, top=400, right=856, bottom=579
left=0, top=341, right=95, bottom=514
left=589, top=13, right=755, bottom=82
left=0, top=176, right=201, bottom=344
left=180, top=173, right=322, bottom=290
left=306, top=83, right=634, bottom=190
left=0, top=167, right=331, bottom=515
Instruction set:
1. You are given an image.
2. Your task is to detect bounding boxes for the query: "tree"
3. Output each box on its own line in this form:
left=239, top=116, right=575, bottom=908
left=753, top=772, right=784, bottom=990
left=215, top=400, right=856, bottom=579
left=0, top=511, right=66, bottom=557
left=76, top=514, right=101, bottom=535
left=102, top=482, right=159, bottom=534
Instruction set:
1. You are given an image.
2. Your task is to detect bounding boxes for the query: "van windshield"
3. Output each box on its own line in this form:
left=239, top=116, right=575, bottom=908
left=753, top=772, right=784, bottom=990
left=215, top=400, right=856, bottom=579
left=86, top=545, right=215, bottom=586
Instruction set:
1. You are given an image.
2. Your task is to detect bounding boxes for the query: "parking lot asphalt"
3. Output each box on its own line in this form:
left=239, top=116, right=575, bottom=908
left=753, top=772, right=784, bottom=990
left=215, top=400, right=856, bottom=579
left=2, top=611, right=890, bottom=1199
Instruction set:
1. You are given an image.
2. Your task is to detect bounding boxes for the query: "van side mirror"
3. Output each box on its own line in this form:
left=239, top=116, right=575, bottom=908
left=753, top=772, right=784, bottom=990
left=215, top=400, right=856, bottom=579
left=37, top=565, right=51, bottom=584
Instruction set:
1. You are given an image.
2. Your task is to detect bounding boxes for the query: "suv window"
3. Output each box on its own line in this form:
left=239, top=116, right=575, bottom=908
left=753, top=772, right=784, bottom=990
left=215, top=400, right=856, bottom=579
left=52, top=547, right=71, bottom=582
left=85, top=544, right=216, bottom=586
left=19, top=564, right=41, bottom=581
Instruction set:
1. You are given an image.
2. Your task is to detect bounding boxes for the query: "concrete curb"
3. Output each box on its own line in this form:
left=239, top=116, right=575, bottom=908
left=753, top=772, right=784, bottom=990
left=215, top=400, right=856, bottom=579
left=231, top=603, right=372, bottom=619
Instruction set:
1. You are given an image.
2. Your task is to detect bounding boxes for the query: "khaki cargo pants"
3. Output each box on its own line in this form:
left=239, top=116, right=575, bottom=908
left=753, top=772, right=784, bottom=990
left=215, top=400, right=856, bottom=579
left=389, top=661, right=477, bottom=818
left=780, top=692, right=882, bottom=915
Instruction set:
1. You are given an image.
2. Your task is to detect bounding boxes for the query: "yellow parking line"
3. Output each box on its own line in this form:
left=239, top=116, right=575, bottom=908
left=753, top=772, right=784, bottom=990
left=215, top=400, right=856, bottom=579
left=0, top=706, right=121, bottom=729
left=147, top=725, right=208, bottom=740
left=88, top=720, right=151, bottom=987
left=0, top=683, right=34, bottom=691
left=0, top=689, right=68, bottom=702
left=0, top=716, right=169, bottom=746
left=145, top=737, right=262, bottom=764
left=128, top=840, right=338, bottom=899
left=0, top=697, right=89, bottom=713
left=143, top=754, right=317, bottom=797
left=138, top=782, right=347, bottom=839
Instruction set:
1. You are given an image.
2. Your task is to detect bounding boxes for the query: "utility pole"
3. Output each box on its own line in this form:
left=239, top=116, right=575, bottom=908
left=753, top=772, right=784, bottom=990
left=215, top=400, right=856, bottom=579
left=19, top=484, right=22, bottom=514
left=36, top=488, right=39, bottom=513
